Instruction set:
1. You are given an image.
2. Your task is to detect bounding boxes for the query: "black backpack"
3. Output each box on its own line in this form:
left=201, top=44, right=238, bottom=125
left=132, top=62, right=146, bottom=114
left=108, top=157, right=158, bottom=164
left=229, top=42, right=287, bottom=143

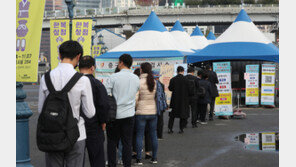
left=187, top=79, right=196, bottom=96
left=37, top=71, right=83, bottom=153
left=196, top=86, right=206, bottom=98
left=106, top=95, right=117, bottom=122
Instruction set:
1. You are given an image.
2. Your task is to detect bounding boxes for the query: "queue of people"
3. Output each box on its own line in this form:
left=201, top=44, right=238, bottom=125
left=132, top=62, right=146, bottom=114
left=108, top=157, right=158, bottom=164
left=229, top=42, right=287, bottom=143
left=37, top=40, right=218, bottom=167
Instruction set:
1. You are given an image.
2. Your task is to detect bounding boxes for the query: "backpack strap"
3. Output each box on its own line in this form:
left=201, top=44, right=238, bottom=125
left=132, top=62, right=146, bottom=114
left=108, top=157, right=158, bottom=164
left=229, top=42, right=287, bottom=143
left=45, top=71, right=56, bottom=93
left=61, top=72, right=83, bottom=93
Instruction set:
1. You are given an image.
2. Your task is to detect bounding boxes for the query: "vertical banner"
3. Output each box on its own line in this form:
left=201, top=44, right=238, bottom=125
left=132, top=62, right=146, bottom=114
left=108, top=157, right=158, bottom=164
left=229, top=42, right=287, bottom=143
left=261, top=64, right=276, bottom=105
left=245, top=65, right=259, bottom=105
left=261, top=132, right=276, bottom=151
left=213, top=62, right=233, bottom=116
left=92, top=45, right=102, bottom=58
left=245, top=133, right=260, bottom=150
left=50, top=19, right=70, bottom=69
left=16, top=0, right=46, bottom=82
left=72, top=19, right=92, bottom=56
left=159, top=65, right=174, bottom=105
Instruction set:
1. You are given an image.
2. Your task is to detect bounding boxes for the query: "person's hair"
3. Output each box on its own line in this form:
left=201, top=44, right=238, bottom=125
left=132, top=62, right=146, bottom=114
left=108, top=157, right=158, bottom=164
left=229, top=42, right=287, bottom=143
left=114, top=66, right=120, bottom=73
left=78, top=56, right=95, bottom=69
left=119, top=54, right=133, bottom=68
left=141, top=62, right=155, bottom=92
left=177, top=66, right=184, bottom=73
left=202, top=71, right=209, bottom=79
left=197, top=69, right=204, bottom=76
left=134, top=68, right=140, bottom=77
left=187, top=67, right=195, bottom=73
left=205, top=64, right=212, bottom=70
left=59, top=40, right=83, bottom=60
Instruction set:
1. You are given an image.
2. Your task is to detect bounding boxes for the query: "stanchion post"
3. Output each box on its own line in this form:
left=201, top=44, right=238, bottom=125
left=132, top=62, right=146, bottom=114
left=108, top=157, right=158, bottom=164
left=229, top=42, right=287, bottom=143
left=16, top=82, right=33, bottom=167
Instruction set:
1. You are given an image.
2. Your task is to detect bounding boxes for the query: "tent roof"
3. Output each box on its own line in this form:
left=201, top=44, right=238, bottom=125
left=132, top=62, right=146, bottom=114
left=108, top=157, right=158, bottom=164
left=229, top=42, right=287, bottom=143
left=170, top=20, right=185, bottom=32
left=187, top=9, right=279, bottom=63
left=206, top=31, right=216, bottom=40
left=191, top=26, right=204, bottom=36
left=99, top=11, right=184, bottom=59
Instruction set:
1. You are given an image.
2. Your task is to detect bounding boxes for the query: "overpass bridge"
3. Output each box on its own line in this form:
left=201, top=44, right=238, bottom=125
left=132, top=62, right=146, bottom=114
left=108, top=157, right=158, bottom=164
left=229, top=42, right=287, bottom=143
left=42, top=4, right=279, bottom=30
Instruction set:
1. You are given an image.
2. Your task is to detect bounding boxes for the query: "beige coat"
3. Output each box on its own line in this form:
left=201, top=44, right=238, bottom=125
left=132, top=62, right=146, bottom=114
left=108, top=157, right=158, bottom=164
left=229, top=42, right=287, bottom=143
left=136, top=73, right=157, bottom=115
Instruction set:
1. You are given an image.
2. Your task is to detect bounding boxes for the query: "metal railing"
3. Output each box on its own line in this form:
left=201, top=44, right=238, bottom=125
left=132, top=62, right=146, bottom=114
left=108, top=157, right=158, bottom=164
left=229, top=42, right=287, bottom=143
left=43, top=4, right=279, bottom=19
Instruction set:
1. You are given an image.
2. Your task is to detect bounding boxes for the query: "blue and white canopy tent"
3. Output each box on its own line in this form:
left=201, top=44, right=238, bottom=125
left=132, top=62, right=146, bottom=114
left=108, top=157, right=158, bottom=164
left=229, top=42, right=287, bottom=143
left=169, top=20, right=195, bottom=54
left=96, top=11, right=185, bottom=84
left=187, top=9, right=279, bottom=63
left=190, top=25, right=209, bottom=51
left=206, top=31, right=216, bottom=44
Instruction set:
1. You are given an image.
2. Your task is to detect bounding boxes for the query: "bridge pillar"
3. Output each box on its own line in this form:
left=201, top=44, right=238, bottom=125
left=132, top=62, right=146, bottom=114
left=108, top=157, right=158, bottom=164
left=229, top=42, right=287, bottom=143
left=122, top=24, right=136, bottom=39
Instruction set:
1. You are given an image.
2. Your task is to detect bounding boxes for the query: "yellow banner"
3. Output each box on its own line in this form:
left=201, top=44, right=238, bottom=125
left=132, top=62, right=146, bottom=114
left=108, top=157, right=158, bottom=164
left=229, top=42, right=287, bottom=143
left=261, top=93, right=274, bottom=96
left=215, top=93, right=232, bottom=105
left=262, top=84, right=275, bottom=87
left=72, top=19, right=92, bottom=56
left=16, top=0, right=45, bottom=82
left=50, top=19, right=70, bottom=69
left=92, top=44, right=102, bottom=58
left=262, top=73, right=275, bottom=75
left=246, top=88, right=259, bottom=97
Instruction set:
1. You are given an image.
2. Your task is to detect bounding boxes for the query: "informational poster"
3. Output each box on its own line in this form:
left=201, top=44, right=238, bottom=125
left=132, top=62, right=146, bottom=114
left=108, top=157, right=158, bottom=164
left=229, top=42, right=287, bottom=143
left=92, top=45, right=102, bottom=58
left=16, top=0, right=46, bottom=82
left=213, top=62, right=233, bottom=116
left=245, top=133, right=260, bottom=150
left=72, top=19, right=92, bottom=56
left=95, top=57, right=184, bottom=86
left=159, top=65, right=175, bottom=104
left=261, top=64, right=276, bottom=105
left=50, top=19, right=70, bottom=69
left=261, top=132, right=276, bottom=151
left=245, top=65, right=259, bottom=105
left=174, top=64, right=187, bottom=76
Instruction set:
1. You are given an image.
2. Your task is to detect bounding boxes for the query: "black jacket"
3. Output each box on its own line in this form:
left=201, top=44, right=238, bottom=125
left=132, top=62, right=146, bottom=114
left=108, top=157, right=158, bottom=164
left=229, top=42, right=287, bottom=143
left=168, top=74, right=190, bottom=119
left=81, top=74, right=110, bottom=134
left=206, top=70, right=219, bottom=97
left=185, top=74, right=199, bottom=100
left=197, top=79, right=212, bottom=104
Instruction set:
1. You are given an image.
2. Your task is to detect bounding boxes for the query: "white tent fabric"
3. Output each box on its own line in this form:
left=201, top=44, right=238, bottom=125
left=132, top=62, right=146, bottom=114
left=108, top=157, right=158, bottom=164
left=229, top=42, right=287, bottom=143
left=190, top=25, right=209, bottom=50
left=170, top=20, right=195, bottom=54
left=99, top=11, right=184, bottom=58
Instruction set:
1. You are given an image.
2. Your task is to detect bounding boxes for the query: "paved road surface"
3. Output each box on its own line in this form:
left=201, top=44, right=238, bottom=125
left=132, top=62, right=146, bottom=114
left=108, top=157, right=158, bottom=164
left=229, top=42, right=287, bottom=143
left=24, top=85, right=279, bottom=167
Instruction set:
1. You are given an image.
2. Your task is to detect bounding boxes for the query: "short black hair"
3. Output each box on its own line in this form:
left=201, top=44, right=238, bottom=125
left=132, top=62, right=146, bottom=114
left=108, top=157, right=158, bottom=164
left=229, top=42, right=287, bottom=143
left=79, top=56, right=95, bottom=69
left=177, top=66, right=184, bottom=73
left=197, top=69, right=204, bottom=76
left=187, top=67, right=195, bottom=73
left=202, top=71, right=209, bottom=79
left=205, top=65, right=212, bottom=70
left=59, top=40, right=83, bottom=60
left=119, top=54, right=133, bottom=68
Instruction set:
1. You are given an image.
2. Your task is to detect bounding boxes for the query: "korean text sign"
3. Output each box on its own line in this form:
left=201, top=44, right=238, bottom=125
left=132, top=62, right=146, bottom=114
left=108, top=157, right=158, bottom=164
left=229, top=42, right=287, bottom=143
left=72, top=19, right=92, bottom=56
left=245, top=65, right=259, bottom=105
left=261, top=64, right=276, bottom=105
left=213, top=62, right=233, bottom=116
left=16, top=0, right=46, bottom=82
left=50, top=19, right=70, bottom=69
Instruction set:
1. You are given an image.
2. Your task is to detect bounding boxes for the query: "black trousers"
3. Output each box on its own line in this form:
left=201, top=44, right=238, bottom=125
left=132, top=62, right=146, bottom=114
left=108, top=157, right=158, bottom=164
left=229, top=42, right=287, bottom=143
left=132, top=124, right=152, bottom=153
left=209, top=97, right=216, bottom=119
left=85, top=128, right=105, bottom=167
left=107, top=116, right=134, bottom=167
left=197, top=104, right=208, bottom=122
left=168, top=116, right=187, bottom=131
left=189, top=99, right=198, bottom=125
left=157, top=111, right=164, bottom=138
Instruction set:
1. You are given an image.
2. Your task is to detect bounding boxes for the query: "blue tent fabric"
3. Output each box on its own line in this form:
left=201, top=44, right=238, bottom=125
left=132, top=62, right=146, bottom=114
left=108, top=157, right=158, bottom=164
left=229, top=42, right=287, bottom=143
left=137, top=11, right=167, bottom=32
left=207, top=31, right=216, bottom=40
left=191, top=26, right=204, bottom=36
left=99, top=50, right=184, bottom=59
left=170, top=20, right=185, bottom=32
left=234, top=9, right=252, bottom=23
left=187, top=42, right=279, bottom=63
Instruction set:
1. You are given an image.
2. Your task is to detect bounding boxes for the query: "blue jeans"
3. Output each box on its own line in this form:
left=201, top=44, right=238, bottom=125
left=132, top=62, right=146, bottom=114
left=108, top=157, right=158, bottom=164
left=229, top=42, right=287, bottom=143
left=135, top=115, right=158, bottom=160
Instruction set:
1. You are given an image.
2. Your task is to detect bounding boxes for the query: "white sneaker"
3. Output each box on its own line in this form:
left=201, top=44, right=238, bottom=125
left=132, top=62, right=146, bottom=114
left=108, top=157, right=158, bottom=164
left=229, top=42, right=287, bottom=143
left=200, top=122, right=207, bottom=125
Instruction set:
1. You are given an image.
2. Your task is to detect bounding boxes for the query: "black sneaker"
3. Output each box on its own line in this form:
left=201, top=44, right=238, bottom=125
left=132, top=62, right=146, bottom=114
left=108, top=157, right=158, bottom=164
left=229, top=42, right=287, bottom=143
left=135, top=159, right=143, bottom=165
left=178, top=129, right=184, bottom=134
left=168, top=129, right=174, bottom=134
left=145, top=154, right=152, bottom=159
left=151, top=158, right=158, bottom=164
left=192, top=124, right=198, bottom=128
